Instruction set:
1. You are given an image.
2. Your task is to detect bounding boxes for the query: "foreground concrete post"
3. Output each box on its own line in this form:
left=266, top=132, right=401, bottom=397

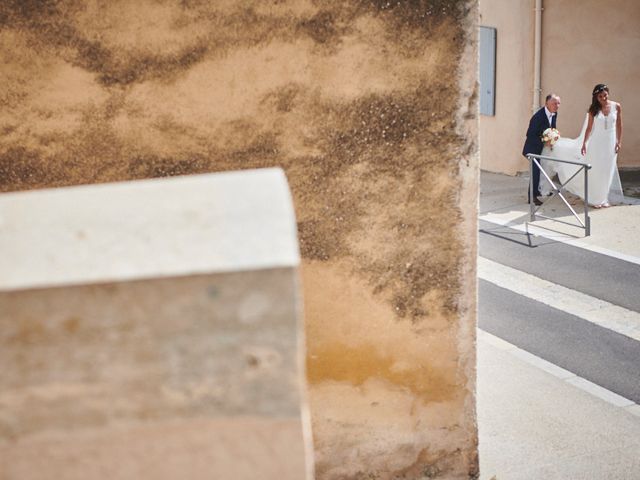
left=0, top=168, right=313, bottom=480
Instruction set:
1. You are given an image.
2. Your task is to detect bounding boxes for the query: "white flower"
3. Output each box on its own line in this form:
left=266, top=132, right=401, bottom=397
left=542, top=128, right=561, bottom=145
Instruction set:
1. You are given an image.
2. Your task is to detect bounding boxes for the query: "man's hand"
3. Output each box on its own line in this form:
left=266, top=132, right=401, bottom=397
left=581, top=144, right=587, bottom=156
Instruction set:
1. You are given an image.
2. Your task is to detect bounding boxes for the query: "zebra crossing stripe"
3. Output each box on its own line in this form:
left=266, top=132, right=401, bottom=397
left=479, top=215, right=640, bottom=267
left=478, top=329, right=640, bottom=415
left=477, top=256, right=640, bottom=342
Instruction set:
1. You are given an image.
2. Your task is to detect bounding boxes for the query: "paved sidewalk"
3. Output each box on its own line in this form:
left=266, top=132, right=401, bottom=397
left=477, top=171, right=640, bottom=480
left=479, top=171, right=640, bottom=259
left=478, top=331, right=640, bottom=480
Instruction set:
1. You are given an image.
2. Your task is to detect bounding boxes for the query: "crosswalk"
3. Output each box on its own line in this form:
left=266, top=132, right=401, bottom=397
left=477, top=174, right=640, bottom=478
left=478, top=219, right=640, bottom=411
left=478, top=256, right=640, bottom=342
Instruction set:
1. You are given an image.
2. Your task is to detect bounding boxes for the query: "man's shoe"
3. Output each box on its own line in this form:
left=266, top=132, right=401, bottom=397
left=533, top=197, right=543, bottom=206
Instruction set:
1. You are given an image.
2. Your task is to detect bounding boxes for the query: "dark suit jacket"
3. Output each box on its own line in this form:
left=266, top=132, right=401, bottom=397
left=522, top=107, right=557, bottom=157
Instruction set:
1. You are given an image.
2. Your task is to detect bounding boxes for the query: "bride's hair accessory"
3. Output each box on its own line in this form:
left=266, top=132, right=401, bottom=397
left=592, top=84, right=608, bottom=95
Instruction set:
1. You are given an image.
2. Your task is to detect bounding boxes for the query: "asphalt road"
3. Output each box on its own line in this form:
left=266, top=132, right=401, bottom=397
left=479, top=219, right=640, bottom=311
left=478, top=219, right=640, bottom=403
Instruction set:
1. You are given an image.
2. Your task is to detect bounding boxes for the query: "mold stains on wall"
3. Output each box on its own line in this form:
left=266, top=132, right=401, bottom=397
left=127, top=153, right=209, bottom=179
left=301, top=84, right=467, bottom=320
left=298, top=11, right=341, bottom=46
left=261, top=84, right=301, bottom=113
left=0, top=147, right=52, bottom=191
left=0, top=0, right=61, bottom=24
left=1, top=2, right=210, bottom=87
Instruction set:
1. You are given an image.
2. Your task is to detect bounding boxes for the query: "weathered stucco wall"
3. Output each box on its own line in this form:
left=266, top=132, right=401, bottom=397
left=0, top=1, right=479, bottom=478
left=480, top=0, right=640, bottom=174
left=541, top=0, right=640, bottom=168
left=479, top=0, right=533, bottom=175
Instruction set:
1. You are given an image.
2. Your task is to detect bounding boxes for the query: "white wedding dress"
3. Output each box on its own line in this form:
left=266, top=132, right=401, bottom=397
left=539, top=104, right=624, bottom=206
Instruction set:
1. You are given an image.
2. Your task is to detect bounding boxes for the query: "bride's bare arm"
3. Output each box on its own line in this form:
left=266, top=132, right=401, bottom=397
left=616, top=103, right=623, bottom=153
left=581, top=114, right=594, bottom=156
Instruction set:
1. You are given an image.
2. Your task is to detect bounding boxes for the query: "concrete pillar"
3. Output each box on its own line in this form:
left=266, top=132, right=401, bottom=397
left=0, top=169, right=313, bottom=480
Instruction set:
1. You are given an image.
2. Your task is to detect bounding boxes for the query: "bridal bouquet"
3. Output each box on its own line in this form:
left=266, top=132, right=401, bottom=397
left=542, top=128, right=560, bottom=148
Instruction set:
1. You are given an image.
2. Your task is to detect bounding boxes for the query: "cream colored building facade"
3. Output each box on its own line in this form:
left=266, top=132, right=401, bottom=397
left=480, top=0, right=640, bottom=175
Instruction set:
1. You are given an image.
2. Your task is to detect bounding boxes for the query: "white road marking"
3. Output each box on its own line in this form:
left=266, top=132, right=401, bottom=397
left=478, top=256, right=640, bottom=342
left=479, top=215, right=640, bottom=267
left=478, top=329, right=640, bottom=415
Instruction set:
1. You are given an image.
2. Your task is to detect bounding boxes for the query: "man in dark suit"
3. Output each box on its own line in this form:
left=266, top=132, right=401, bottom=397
left=523, top=93, right=561, bottom=205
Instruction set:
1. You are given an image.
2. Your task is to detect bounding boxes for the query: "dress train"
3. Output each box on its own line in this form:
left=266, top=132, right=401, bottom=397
left=539, top=111, right=624, bottom=206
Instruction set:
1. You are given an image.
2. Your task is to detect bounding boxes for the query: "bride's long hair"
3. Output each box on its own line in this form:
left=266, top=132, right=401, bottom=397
left=588, top=84, right=609, bottom=116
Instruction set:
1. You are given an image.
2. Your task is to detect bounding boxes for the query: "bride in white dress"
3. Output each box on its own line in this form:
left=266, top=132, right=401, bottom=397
left=540, top=84, right=624, bottom=207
